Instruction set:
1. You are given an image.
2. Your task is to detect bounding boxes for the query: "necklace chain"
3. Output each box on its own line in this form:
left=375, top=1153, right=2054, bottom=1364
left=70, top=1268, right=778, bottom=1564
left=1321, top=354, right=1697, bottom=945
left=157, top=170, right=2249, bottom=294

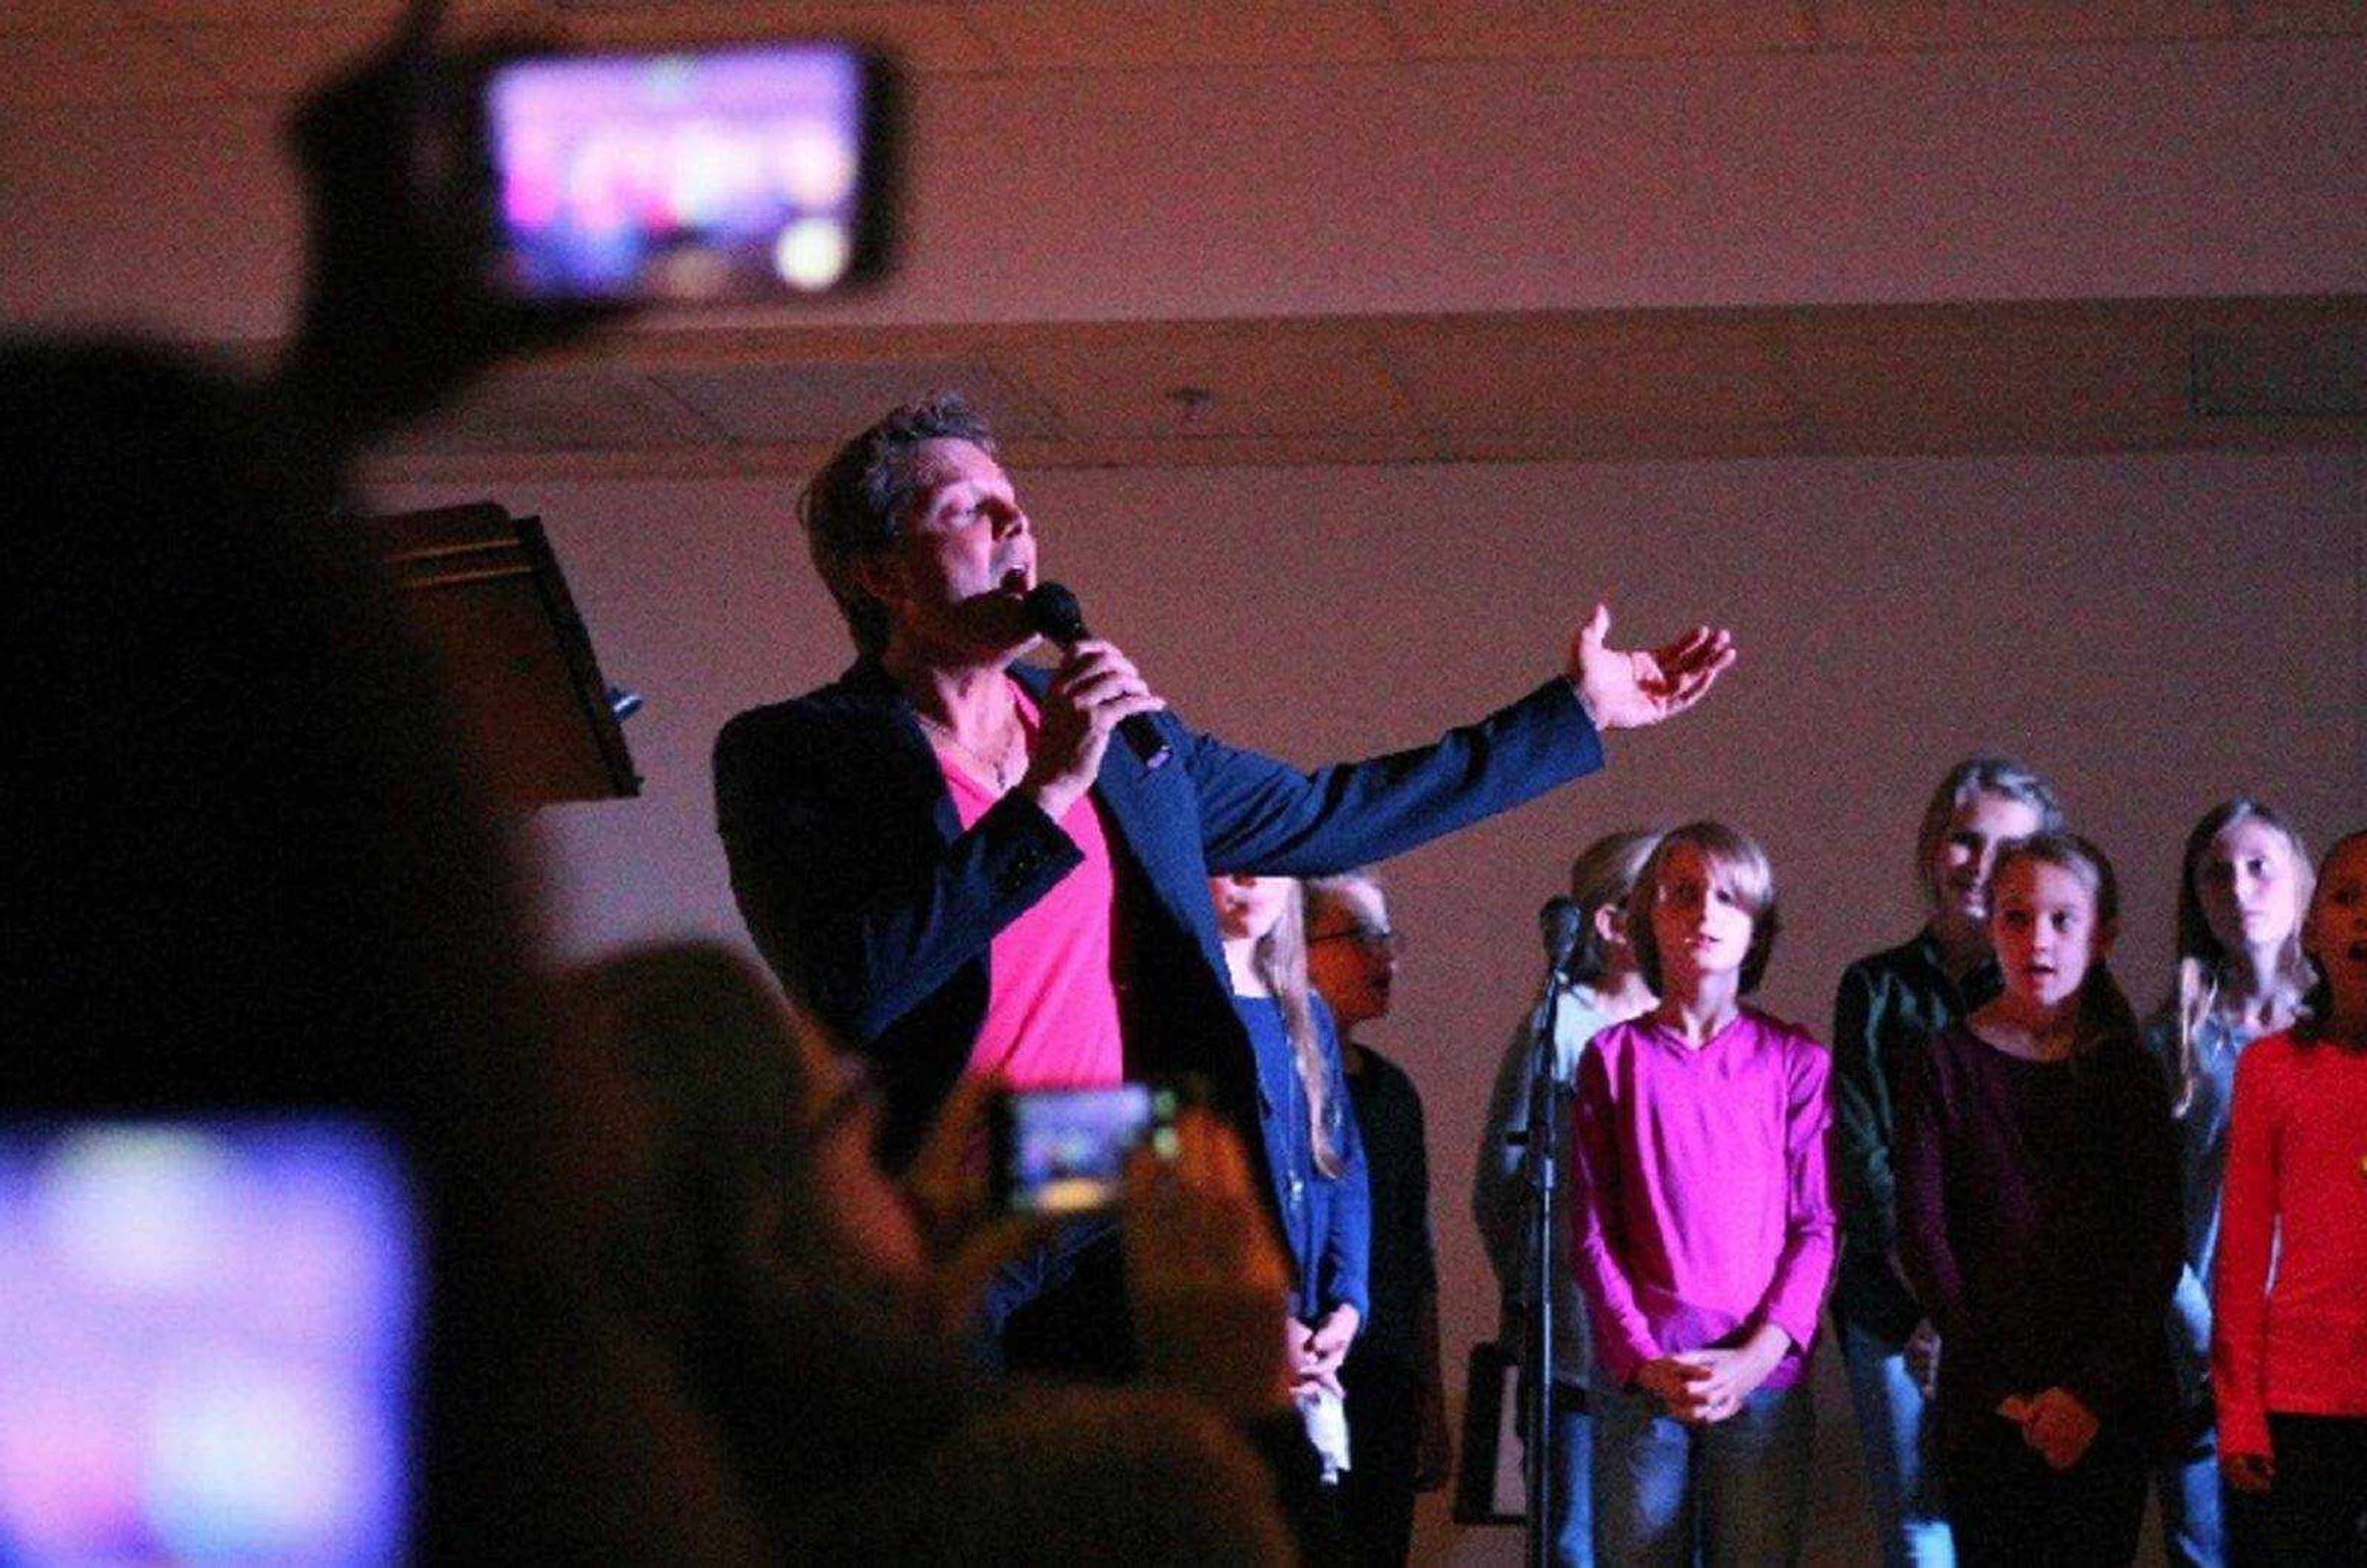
left=914, top=707, right=1024, bottom=792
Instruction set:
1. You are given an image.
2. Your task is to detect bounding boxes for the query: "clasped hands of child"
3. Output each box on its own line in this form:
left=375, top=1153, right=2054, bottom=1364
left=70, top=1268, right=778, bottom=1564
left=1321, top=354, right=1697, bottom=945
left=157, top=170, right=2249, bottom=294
left=1286, top=1305, right=1363, bottom=1402
left=1995, top=1388, right=2102, bottom=1471
left=1630, top=1323, right=1793, bottom=1426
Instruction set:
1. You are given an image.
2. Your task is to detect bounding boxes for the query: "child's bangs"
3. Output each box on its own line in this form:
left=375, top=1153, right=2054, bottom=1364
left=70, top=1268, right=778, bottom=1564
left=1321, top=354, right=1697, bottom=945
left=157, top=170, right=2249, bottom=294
left=1692, top=840, right=1774, bottom=918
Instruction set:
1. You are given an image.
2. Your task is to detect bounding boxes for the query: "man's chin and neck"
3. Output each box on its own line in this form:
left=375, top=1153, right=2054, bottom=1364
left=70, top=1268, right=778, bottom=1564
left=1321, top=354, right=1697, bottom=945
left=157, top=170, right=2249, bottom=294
left=885, top=621, right=1040, bottom=684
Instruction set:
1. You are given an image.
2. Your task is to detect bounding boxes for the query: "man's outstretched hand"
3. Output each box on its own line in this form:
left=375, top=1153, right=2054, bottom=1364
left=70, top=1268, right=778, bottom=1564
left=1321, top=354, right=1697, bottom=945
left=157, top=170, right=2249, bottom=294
left=1566, top=603, right=1737, bottom=731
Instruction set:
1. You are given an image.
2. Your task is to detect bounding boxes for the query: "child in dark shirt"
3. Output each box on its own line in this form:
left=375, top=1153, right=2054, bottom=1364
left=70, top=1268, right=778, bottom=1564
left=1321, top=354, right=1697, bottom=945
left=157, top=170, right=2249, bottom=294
left=1829, top=754, right=2064, bottom=1568
left=1896, top=833, right=2181, bottom=1566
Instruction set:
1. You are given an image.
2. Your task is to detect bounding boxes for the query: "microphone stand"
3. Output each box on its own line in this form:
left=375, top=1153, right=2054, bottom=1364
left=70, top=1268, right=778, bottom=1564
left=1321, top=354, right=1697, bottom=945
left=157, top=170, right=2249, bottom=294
left=1520, top=953, right=1571, bottom=1568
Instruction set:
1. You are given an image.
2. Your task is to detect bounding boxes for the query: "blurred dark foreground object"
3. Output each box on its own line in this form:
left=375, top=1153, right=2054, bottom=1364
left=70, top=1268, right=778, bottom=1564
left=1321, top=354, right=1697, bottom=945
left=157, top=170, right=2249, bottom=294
left=0, top=2, right=735, bottom=1557
left=580, top=942, right=1306, bottom=1563
left=0, top=327, right=769, bottom=1560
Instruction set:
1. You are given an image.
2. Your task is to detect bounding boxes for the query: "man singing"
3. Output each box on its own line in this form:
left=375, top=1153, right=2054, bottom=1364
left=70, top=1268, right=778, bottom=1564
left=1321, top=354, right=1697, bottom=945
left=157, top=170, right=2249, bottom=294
left=714, top=393, right=1734, bottom=1363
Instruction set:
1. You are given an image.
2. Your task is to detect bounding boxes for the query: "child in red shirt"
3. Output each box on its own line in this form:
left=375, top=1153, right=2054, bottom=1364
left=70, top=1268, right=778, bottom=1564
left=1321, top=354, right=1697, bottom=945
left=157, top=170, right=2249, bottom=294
left=2211, top=828, right=2367, bottom=1562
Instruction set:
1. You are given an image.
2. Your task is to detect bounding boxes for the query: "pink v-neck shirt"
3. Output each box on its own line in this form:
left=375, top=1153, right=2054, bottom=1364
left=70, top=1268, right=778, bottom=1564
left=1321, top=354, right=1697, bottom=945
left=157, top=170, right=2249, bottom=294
left=1568, top=1008, right=1837, bottom=1390
left=931, top=687, right=1126, bottom=1091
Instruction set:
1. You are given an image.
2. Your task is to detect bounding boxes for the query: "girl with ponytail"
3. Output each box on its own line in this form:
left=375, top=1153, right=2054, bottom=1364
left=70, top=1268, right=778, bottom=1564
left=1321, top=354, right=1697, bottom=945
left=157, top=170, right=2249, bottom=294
left=1211, top=874, right=1370, bottom=1482
left=1895, top=833, right=2182, bottom=1565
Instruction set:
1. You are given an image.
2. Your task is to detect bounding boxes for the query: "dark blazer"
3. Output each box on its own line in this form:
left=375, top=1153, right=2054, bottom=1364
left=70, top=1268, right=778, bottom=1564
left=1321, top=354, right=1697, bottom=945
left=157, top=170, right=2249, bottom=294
left=1340, top=1043, right=1434, bottom=1368
left=714, top=656, right=1601, bottom=1167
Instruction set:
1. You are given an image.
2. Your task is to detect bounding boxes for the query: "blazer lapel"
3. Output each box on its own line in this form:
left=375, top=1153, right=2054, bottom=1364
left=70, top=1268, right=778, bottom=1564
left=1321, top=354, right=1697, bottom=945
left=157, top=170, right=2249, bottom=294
left=841, top=656, right=961, bottom=844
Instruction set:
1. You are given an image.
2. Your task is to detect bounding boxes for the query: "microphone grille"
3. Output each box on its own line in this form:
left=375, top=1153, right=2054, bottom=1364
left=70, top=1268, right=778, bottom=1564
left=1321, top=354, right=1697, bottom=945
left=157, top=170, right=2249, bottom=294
left=1023, top=581, right=1088, bottom=642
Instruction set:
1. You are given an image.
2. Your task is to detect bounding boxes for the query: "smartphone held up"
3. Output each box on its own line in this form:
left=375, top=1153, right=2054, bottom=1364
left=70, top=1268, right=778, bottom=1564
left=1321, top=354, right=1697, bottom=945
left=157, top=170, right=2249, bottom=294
left=480, top=41, right=895, bottom=303
left=991, top=1084, right=1187, bottom=1217
left=0, top=1120, right=417, bottom=1562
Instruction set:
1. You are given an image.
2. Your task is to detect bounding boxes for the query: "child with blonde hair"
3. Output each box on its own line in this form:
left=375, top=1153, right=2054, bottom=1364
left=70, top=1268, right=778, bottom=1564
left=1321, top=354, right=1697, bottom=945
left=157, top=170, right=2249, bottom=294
left=1211, top=873, right=1370, bottom=1487
left=1567, top=822, right=1834, bottom=1564
left=1475, top=828, right=1663, bottom=1565
left=1831, top=754, right=2064, bottom=1568
left=2144, top=799, right=2313, bottom=1565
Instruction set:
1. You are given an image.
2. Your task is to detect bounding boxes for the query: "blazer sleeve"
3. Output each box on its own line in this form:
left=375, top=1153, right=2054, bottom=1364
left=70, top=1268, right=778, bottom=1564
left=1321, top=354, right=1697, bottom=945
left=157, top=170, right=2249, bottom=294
left=1828, top=963, right=1901, bottom=1259
left=714, top=709, right=1082, bottom=1043
left=1405, top=1075, right=1438, bottom=1302
left=1187, top=679, right=1603, bottom=877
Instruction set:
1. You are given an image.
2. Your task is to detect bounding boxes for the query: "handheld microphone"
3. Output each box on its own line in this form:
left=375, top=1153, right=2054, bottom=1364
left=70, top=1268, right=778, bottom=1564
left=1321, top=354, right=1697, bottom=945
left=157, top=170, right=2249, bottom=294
left=1023, top=582, right=1172, bottom=772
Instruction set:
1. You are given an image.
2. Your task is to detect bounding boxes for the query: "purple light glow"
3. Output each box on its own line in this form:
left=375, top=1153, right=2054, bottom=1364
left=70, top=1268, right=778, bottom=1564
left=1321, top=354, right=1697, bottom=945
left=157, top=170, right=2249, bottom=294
left=487, top=44, right=867, bottom=296
left=0, top=1121, right=417, bottom=1563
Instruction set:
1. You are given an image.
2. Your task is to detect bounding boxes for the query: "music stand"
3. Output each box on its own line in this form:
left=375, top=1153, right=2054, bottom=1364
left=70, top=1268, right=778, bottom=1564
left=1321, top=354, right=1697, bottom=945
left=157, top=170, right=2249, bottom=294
left=362, top=502, right=640, bottom=806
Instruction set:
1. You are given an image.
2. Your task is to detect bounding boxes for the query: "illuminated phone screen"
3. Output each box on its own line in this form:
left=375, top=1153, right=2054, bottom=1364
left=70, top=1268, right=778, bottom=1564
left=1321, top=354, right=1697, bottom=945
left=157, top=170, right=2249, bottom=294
left=0, top=1121, right=417, bottom=1563
left=1002, top=1085, right=1180, bottom=1215
left=484, top=43, right=888, bottom=301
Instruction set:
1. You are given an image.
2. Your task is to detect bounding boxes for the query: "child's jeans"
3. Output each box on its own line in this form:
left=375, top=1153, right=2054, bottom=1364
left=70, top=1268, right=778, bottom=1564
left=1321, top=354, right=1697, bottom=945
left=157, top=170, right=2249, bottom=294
left=1591, top=1374, right=1815, bottom=1566
left=1839, top=1314, right=1956, bottom=1567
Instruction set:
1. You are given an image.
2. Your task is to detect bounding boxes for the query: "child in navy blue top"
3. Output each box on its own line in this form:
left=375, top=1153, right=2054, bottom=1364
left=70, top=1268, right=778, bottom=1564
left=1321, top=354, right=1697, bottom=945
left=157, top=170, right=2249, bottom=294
left=1211, top=874, right=1371, bottom=1479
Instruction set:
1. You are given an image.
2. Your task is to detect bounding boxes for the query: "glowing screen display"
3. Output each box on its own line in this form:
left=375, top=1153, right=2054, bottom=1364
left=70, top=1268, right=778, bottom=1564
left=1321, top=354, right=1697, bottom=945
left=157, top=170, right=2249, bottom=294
left=486, top=44, right=881, bottom=300
left=0, top=1121, right=416, bottom=1564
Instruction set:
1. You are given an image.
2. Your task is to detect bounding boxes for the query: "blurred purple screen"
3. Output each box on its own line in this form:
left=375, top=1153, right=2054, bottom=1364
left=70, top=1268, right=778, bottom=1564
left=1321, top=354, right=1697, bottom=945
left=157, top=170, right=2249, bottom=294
left=1008, top=1086, right=1157, bottom=1214
left=487, top=44, right=873, bottom=298
left=0, top=1121, right=417, bottom=1563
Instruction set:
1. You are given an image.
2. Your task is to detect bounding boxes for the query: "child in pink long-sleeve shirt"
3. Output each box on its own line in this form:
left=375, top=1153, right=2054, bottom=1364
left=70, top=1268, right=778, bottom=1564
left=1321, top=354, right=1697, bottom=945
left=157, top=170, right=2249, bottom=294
left=1568, top=820, right=1835, bottom=1566
left=2212, top=827, right=2367, bottom=1563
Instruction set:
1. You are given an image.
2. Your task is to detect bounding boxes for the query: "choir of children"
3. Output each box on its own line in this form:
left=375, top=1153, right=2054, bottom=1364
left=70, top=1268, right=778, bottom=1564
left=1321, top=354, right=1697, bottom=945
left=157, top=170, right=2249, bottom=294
left=1471, top=769, right=2359, bottom=1566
